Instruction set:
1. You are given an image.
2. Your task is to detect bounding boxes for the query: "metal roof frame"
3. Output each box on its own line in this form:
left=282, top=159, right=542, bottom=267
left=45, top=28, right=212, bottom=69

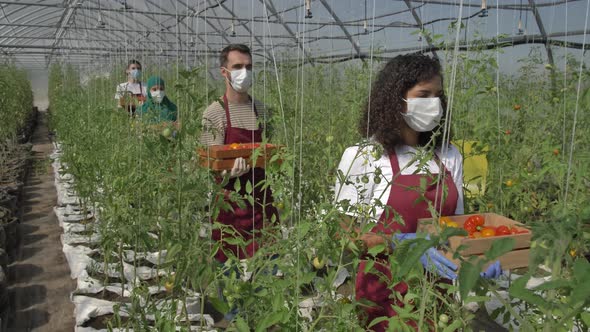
left=0, top=0, right=587, bottom=69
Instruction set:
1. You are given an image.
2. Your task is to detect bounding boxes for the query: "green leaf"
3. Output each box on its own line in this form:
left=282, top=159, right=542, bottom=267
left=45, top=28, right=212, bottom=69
left=368, top=243, right=386, bottom=257
left=397, top=238, right=433, bottom=277
left=508, top=274, right=551, bottom=311
left=223, top=236, right=245, bottom=245
left=531, top=279, right=571, bottom=291
left=245, top=180, right=253, bottom=194
left=235, top=316, right=250, bottom=332
left=443, top=320, right=463, bottom=332
left=166, top=243, right=182, bottom=262
left=364, top=259, right=375, bottom=273
left=181, top=182, right=199, bottom=192
left=297, top=222, right=311, bottom=240
left=580, top=312, right=590, bottom=326
left=440, top=226, right=468, bottom=239
left=484, top=237, right=515, bottom=261
left=368, top=316, right=389, bottom=328
left=458, top=261, right=480, bottom=299
left=570, top=280, right=590, bottom=304
left=208, top=296, right=229, bottom=314
left=256, top=311, right=286, bottom=332
left=254, top=288, right=268, bottom=297
left=573, top=258, right=590, bottom=282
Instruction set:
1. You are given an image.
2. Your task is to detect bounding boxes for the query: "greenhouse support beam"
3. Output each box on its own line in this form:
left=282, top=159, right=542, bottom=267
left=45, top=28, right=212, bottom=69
left=408, top=0, right=579, bottom=9
left=304, top=32, right=590, bottom=63
left=0, top=35, right=234, bottom=47
left=318, top=0, right=362, bottom=59
left=0, top=44, right=273, bottom=60
left=0, top=1, right=418, bottom=29
left=0, top=22, right=310, bottom=41
left=218, top=1, right=274, bottom=62
left=403, top=0, right=438, bottom=59
left=49, top=0, right=78, bottom=63
left=0, top=1, right=194, bottom=18
left=259, top=0, right=314, bottom=64
left=528, top=0, right=554, bottom=65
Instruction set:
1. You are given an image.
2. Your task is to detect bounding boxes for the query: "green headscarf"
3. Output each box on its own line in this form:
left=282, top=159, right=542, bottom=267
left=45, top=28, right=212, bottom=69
left=140, top=76, right=177, bottom=123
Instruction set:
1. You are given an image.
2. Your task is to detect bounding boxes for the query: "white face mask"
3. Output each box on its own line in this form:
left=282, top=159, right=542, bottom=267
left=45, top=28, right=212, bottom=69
left=401, top=97, right=443, bottom=132
left=129, top=69, right=142, bottom=80
left=225, top=68, right=252, bottom=93
left=151, top=90, right=165, bottom=103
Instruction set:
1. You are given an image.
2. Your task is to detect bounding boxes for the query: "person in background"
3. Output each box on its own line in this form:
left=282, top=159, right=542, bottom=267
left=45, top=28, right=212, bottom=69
left=200, top=43, right=278, bottom=264
left=139, top=76, right=177, bottom=125
left=115, top=59, right=146, bottom=116
left=334, top=53, right=501, bottom=331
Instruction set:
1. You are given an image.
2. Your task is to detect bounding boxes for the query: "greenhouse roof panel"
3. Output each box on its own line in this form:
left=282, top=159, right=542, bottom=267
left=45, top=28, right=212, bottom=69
left=0, top=0, right=588, bottom=68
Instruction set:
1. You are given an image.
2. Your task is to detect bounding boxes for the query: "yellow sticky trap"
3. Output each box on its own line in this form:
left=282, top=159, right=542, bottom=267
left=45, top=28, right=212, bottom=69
left=453, top=140, right=489, bottom=198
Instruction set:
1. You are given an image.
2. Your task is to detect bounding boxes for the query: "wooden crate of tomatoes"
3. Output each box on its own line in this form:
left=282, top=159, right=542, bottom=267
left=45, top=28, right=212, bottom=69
left=197, top=143, right=283, bottom=171
left=418, top=213, right=532, bottom=270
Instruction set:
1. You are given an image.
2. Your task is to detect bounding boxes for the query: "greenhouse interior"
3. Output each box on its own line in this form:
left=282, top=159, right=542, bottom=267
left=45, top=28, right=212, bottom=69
left=1, top=0, right=589, bottom=331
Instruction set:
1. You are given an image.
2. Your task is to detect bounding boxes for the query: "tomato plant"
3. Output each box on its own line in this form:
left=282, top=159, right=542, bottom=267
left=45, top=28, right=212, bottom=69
left=44, top=39, right=590, bottom=331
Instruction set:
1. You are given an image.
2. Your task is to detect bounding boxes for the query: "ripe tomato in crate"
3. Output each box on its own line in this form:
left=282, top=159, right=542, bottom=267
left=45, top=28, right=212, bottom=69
left=418, top=213, right=532, bottom=270
left=197, top=143, right=283, bottom=171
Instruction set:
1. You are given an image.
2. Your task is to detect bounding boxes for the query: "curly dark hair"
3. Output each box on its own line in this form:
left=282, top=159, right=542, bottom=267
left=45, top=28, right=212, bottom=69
left=358, top=53, right=448, bottom=152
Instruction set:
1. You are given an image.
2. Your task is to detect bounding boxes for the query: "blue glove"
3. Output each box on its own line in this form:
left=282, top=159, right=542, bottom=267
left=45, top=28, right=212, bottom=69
left=393, top=233, right=458, bottom=280
left=480, top=260, right=502, bottom=279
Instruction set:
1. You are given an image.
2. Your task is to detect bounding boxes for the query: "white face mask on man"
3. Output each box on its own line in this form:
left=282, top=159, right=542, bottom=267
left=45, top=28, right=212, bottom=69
left=401, top=97, right=443, bottom=132
left=224, top=67, right=253, bottom=93
left=129, top=69, right=142, bottom=80
left=151, top=90, right=165, bottom=103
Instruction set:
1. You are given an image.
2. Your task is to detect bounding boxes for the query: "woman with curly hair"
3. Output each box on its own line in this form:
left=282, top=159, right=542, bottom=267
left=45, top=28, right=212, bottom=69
left=335, top=54, right=501, bottom=331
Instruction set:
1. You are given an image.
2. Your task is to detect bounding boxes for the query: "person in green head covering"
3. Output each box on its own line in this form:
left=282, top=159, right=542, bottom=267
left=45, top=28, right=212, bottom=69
left=140, top=76, right=178, bottom=124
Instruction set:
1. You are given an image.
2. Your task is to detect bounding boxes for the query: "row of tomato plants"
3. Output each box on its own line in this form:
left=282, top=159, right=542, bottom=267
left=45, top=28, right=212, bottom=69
left=0, top=63, right=33, bottom=142
left=48, top=47, right=590, bottom=331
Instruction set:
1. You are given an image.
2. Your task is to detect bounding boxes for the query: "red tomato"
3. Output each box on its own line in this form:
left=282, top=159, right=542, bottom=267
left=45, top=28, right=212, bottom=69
left=496, top=225, right=511, bottom=236
left=464, top=215, right=485, bottom=234
left=481, top=227, right=496, bottom=237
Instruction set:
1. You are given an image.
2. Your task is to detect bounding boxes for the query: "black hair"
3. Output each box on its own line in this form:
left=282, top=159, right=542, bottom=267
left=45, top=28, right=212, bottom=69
left=358, top=53, right=449, bottom=152
left=127, top=59, right=142, bottom=70
left=219, top=44, right=251, bottom=67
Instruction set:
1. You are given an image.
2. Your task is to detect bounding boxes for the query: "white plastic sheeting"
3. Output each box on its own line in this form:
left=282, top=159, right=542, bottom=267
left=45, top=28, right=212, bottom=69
left=50, top=143, right=215, bottom=332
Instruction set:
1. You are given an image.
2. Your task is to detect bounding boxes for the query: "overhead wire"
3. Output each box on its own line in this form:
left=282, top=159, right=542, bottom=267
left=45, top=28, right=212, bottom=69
left=434, top=0, right=464, bottom=219
left=564, top=0, right=590, bottom=204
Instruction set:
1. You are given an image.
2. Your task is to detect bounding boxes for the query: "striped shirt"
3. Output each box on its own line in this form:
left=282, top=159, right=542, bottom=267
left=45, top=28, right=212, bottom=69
left=200, top=98, right=270, bottom=146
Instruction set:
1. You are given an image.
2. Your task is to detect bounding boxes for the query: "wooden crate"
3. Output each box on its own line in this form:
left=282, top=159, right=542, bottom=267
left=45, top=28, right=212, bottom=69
left=199, top=156, right=270, bottom=170
left=197, top=143, right=283, bottom=171
left=418, top=213, right=532, bottom=269
left=441, top=248, right=531, bottom=270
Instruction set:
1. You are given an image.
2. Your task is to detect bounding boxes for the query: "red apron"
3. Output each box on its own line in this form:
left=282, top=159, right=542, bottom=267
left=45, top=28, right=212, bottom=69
left=356, top=149, right=458, bottom=331
left=212, top=95, right=278, bottom=263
